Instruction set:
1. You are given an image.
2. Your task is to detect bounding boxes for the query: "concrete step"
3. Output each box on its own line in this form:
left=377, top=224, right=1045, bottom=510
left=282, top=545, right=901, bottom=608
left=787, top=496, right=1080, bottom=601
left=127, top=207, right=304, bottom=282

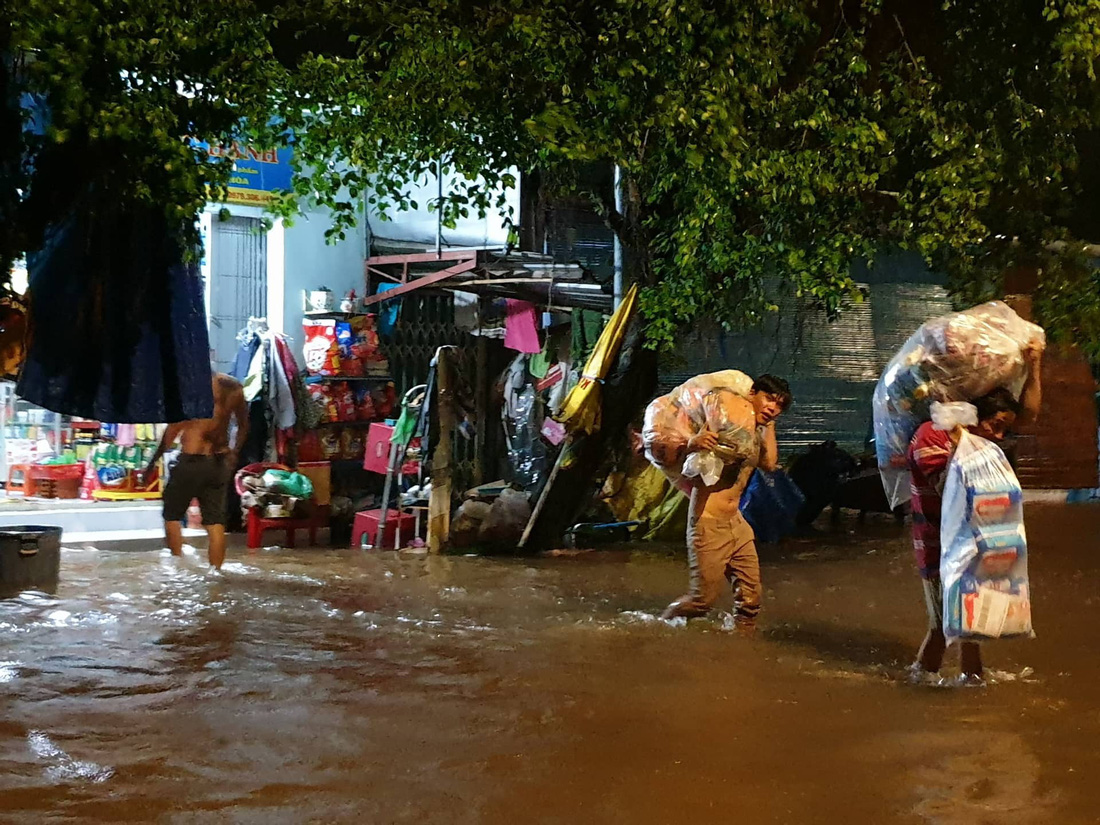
left=0, top=501, right=164, bottom=534
left=61, top=528, right=207, bottom=552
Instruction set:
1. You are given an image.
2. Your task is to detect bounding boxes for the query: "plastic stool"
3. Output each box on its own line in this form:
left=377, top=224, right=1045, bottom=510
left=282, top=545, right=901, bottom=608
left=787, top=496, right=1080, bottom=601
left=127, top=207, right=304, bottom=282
left=352, top=509, right=416, bottom=549
left=246, top=505, right=330, bottom=549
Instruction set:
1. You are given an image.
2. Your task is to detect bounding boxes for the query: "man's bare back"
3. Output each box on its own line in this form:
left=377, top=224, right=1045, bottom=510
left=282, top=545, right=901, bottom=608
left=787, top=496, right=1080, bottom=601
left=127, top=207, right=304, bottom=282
left=177, top=374, right=247, bottom=456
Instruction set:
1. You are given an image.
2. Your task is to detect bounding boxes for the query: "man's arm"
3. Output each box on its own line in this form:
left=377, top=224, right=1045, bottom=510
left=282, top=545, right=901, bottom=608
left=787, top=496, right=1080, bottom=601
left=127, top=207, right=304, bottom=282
left=1017, top=344, right=1043, bottom=427
left=758, top=422, right=779, bottom=472
left=145, top=423, right=184, bottom=478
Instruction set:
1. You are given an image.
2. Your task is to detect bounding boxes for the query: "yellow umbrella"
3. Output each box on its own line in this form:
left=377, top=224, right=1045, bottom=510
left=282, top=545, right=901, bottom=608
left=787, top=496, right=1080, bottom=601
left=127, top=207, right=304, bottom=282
left=555, top=283, right=640, bottom=436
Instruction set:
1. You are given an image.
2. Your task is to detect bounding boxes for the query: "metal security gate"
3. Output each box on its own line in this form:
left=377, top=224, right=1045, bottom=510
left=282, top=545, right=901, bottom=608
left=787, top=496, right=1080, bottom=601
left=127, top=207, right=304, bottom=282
left=385, top=292, right=482, bottom=490
left=207, top=216, right=267, bottom=374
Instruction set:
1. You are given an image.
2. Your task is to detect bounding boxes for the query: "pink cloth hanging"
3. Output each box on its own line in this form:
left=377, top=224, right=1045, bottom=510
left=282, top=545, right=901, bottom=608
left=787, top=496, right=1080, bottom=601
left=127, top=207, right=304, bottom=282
left=115, top=424, right=137, bottom=447
left=503, top=299, right=541, bottom=354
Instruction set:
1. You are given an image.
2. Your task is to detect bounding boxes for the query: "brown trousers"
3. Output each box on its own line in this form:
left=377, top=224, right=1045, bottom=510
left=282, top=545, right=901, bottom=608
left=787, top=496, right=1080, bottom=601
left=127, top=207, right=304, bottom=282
left=663, top=510, right=762, bottom=625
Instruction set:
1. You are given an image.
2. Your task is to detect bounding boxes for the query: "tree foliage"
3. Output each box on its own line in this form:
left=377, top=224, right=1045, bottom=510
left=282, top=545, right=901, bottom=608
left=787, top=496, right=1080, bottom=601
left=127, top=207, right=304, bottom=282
left=271, top=0, right=1100, bottom=353
left=7, top=0, right=1100, bottom=356
left=2, top=0, right=277, bottom=271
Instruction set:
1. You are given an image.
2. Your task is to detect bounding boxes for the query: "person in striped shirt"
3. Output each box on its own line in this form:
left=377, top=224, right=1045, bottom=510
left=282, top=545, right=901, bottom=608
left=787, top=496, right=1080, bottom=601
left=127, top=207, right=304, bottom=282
left=907, top=345, right=1042, bottom=680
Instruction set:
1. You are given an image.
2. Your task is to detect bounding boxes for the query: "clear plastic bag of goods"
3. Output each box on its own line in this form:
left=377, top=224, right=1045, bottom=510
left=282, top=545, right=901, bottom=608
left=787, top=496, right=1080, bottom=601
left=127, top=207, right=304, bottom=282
left=940, top=431, right=1033, bottom=644
left=874, top=301, right=1044, bottom=509
left=642, top=371, right=757, bottom=488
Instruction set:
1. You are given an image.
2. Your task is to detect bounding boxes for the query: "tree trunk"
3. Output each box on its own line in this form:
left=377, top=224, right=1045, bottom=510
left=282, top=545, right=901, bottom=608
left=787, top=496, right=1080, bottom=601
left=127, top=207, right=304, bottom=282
left=523, top=309, right=658, bottom=552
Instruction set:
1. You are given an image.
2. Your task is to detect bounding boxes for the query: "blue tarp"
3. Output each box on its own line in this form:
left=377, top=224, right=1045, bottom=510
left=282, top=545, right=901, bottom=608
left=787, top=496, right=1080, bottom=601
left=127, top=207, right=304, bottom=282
left=740, top=469, right=805, bottom=544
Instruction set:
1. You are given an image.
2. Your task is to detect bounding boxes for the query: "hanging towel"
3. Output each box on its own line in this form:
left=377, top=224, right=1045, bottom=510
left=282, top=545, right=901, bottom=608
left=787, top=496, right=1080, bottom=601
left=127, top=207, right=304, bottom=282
left=453, top=290, right=479, bottom=331
left=242, top=345, right=265, bottom=403
left=374, top=283, right=403, bottom=337
left=504, top=299, right=541, bottom=354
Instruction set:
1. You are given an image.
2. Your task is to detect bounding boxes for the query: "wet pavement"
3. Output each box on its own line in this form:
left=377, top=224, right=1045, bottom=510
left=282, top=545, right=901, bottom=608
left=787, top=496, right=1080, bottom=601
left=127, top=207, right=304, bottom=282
left=1, top=502, right=1099, bottom=823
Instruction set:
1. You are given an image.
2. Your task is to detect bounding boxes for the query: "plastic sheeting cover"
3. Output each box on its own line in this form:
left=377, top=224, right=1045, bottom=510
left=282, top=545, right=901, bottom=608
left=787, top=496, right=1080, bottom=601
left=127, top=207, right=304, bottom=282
left=873, top=301, right=1044, bottom=509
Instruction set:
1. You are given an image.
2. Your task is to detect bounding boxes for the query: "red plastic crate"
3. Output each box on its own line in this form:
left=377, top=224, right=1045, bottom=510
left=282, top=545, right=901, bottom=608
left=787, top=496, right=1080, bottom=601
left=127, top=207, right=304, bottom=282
left=351, top=509, right=416, bottom=548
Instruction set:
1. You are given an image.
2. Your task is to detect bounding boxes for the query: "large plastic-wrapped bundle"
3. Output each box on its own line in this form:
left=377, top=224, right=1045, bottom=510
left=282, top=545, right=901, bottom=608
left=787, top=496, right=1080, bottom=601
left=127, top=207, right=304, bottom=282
left=642, top=370, right=757, bottom=487
left=940, top=428, right=1033, bottom=644
left=874, top=302, right=1044, bottom=509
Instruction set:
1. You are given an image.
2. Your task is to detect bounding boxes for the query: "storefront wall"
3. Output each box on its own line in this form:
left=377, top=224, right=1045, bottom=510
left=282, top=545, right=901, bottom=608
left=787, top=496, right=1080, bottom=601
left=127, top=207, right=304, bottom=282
left=200, top=202, right=367, bottom=371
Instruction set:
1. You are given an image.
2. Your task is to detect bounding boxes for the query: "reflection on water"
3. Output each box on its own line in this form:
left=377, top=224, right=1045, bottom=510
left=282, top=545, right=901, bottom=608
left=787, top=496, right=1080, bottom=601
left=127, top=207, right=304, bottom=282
left=0, top=504, right=1099, bottom=823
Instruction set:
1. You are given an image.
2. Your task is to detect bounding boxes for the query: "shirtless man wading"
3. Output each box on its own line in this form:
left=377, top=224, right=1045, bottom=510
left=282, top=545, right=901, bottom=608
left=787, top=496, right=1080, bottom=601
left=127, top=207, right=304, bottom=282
left=145, top=374, right=249, bottom=569
left=660, top=375, right=793, bottom=633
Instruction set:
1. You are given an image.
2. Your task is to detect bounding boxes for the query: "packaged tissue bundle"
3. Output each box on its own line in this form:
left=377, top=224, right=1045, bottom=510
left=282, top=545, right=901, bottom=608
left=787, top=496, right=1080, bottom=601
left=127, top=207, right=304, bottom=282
left=873, top=301, right=1044, bottom=509
left=940, top=429, right=1033, bottom=643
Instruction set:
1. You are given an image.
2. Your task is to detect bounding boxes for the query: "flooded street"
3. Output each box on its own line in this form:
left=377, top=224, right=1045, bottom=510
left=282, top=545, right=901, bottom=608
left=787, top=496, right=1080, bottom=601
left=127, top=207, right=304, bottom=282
left=1, top=503, right=1099, bottom=824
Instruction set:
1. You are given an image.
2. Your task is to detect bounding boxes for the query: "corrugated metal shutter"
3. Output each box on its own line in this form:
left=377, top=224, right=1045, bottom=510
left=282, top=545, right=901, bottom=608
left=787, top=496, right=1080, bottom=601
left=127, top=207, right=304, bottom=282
left=659, top=280, right=953, bottom=456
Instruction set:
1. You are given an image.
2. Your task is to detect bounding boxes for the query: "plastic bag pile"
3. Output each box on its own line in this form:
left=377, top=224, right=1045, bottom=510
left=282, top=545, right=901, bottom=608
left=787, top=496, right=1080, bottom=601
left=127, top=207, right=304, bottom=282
left=940, top=429, right=1033, bottom=644
left=873, top=301, right=1044, bottom=509
left=642, top=370, right=758, bottom=488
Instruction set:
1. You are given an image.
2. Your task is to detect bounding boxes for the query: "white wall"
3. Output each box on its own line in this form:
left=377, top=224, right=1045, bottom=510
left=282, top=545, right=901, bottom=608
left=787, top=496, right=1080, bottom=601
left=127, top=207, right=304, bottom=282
left=202, top=202, right=368, bottom=367
left=368, top=168, right=519, bottom=249
left=282, top=209, right=367, bottom=359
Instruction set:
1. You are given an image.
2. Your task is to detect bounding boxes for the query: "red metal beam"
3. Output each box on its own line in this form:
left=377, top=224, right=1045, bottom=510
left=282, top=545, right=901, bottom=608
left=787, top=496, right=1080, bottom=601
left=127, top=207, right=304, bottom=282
left=367, top=250, right=479, bottom=266
left=361, top=259, right=478, bottom=306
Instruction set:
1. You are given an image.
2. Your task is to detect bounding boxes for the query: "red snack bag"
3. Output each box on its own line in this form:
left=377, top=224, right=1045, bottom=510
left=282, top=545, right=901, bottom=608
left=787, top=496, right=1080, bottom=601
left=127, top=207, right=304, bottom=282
left=320, top=429, right=341, bottom=459
left=356, top=386, right=376, bottom=421
left=341, top=356, right=364, bottom=378
left=303, top=320, right=340, bottom=376
left=372, top=382, right=397, bottom=419
left=298, top=431, right=322, bottom=462
left=332, top=381, right=357, bottom=422
left=350, top=315, right=381, bottom=361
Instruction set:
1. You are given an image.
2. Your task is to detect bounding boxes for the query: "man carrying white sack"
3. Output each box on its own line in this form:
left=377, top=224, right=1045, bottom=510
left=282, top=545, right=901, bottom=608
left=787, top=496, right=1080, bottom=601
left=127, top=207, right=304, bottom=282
left=658, top=375, right=792, bottom=633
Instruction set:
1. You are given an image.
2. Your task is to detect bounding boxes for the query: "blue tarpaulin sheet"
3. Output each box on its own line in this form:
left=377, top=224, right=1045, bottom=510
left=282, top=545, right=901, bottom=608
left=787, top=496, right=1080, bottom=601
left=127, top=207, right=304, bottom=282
left=740, top=469, right=805, bottom=544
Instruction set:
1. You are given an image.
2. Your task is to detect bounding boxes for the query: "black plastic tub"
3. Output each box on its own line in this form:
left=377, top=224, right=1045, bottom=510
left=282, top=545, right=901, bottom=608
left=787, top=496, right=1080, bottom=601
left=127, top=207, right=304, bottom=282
left=0, top=525, right=62, bottom=597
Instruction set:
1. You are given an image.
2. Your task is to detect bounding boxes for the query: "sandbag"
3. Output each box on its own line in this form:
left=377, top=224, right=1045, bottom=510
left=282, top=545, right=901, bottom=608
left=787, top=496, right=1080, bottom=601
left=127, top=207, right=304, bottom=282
left=477, top=488, right=532, bottom=549
left=642, top=370, right=757, bottom=487
left=940, top=429, right=1033, bottom=645
left=451, top=500, right=492, bottom=548
left=873, top=302, right=1044, bottom=509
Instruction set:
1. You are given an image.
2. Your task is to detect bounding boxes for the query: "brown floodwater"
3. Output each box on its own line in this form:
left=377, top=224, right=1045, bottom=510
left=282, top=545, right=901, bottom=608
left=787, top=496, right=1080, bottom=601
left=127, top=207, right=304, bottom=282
left=1, top=502, right=1099, bottom=824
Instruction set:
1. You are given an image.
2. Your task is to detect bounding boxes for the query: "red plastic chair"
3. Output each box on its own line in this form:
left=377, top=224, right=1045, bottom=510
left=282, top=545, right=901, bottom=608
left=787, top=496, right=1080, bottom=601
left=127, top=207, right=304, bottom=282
left=236, top=462, right=329, bottom=549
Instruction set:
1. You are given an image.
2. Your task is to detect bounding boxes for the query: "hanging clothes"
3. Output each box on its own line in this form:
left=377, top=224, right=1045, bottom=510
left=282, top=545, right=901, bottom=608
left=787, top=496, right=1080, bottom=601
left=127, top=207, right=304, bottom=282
left=571, top=308, right=605, bottom=365
left=267, top=336, right=296, bottom=431
left=374, top=283, right=403, bottom=337
left=504, top=299, right=541, bottom=354
left=18, top=204, right=214, bottom=422
left=231, top=324, right=263, bottom=383
left=453, top=291, right=479, bottom=331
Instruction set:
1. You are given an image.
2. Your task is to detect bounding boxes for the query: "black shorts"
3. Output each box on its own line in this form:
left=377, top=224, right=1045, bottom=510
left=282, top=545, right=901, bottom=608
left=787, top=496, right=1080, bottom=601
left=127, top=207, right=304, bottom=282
left=163, top=454, right=230, bottom=526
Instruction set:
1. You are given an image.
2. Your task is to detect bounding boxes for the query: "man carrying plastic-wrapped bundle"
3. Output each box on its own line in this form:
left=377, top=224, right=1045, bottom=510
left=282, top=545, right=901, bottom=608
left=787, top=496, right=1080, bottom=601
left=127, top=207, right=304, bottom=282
left=907, top=384, right=1040, bottom=683
left=874, top=301, right=1045, bottom=509
left=645, top=374, right=792, bottom=633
